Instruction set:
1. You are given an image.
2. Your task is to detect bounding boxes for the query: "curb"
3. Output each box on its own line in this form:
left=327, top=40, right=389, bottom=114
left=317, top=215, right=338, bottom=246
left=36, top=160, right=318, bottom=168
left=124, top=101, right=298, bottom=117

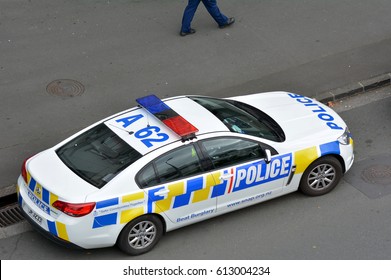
left=0, top=184, right=17, bottom=197
left=0, top=221, right=32, bottom=239
left=317, top=73, right=391, bottom=103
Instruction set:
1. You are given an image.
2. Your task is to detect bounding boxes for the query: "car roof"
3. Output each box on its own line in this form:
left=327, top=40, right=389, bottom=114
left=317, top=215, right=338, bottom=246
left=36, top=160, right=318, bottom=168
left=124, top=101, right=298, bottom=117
left=104, top=96, right=229, bottom=155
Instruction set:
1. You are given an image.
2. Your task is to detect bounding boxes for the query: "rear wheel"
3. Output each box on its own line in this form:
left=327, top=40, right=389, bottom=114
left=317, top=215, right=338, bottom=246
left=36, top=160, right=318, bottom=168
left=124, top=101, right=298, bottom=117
left=117, top=215, right=163, bottom=255
left=299, top=156, right=343, bottom=196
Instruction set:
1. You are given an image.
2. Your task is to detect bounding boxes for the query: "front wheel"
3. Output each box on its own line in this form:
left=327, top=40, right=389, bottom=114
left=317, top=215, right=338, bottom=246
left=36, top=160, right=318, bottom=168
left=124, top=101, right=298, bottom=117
left=299, top=156, right=343, bottom=196
left=117, top=215, right=163, bottom=255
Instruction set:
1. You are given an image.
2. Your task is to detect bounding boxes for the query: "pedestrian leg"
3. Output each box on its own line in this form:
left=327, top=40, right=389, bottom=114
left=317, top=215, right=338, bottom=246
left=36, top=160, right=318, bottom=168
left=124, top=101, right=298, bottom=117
left=181, top=0, right=202, bottom=33
left=201, top=0, right=228, bottom=27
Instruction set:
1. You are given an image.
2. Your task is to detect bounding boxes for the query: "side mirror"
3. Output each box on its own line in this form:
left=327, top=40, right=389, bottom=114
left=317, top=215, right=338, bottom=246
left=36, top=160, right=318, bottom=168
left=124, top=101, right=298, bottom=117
left=264, top=149, right=272, bottom=164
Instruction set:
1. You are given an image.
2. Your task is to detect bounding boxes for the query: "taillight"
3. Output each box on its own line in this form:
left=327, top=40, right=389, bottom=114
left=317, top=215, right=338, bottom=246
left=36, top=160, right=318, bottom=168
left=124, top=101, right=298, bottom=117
left=21, top=158, right=30, bottom=183
left=52, top=200, right=96, bottom=217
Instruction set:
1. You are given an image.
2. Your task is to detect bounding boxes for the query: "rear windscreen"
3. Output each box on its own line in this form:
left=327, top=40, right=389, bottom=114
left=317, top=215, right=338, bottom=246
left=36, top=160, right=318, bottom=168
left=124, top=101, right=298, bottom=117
left=56, top=123, right=142, bottom=188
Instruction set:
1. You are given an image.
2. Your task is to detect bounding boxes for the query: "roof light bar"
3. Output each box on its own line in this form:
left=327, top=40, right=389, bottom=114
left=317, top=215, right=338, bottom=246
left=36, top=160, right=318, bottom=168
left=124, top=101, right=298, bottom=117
left=136, top=94, right=199, bottom=139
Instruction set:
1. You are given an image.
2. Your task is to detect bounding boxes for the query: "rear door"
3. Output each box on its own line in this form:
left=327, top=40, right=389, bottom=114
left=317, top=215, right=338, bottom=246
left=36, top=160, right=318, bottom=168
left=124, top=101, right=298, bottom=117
left=137, top=144, right=217, bottom=224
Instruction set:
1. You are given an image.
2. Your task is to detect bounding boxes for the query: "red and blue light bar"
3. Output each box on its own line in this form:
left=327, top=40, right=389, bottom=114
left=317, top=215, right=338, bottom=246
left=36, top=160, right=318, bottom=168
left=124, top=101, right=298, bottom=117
left=136, top=94, right=199, bottom=139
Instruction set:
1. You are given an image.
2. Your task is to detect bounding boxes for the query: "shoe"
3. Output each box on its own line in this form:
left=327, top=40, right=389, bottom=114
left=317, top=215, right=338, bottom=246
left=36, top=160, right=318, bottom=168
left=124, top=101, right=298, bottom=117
left=180, top=29, right=196, bottom=36
left=219, top=17, right=235, bottom=28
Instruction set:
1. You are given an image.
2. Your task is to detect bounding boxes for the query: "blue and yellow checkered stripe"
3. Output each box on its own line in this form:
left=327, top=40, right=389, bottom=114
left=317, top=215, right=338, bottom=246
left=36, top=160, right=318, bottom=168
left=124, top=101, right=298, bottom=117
left=92, top=172, right=223, bottom=229
left=294, top=140, right=341, bottom=174
left=92, top=192, right=146, bottom=228
left=27, top=174, right=58, bottom=209
left=23, top=172, right=69, bottom=240
left=92, top=140, right=347, bottom=229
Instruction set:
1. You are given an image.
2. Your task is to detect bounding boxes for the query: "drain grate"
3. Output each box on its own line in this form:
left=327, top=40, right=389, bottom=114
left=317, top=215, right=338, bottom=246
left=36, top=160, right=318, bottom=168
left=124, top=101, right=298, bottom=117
left=46, top=79, right=85, bottom=98
left=0, top=203, right=24, bottom=228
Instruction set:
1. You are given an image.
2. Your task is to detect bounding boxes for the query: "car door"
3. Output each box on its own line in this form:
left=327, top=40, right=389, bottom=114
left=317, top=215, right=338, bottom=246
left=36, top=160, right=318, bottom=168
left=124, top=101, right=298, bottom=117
left=199, top=137, right=292, bottom=214
left=137, top=144, right=217, bottom=225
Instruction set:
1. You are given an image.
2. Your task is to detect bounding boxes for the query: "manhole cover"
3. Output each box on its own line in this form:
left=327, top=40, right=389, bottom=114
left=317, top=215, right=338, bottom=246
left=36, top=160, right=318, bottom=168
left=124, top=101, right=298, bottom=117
left=361, top=164, right=391, bottom=186
left=46, top=79, right=85, bottom=97
left=344, top=154, right=391, bottom=199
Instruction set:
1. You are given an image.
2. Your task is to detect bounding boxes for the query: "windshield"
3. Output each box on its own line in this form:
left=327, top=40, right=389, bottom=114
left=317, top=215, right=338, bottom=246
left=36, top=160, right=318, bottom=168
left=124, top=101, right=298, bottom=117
left=190, top=96, right=285, bottom=142
left=56, top=123, right=142, bottom=188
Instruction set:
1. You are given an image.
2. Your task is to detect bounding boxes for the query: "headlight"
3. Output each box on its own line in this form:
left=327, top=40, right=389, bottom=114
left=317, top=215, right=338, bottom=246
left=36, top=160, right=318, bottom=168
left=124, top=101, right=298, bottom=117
left=338, top=127, right=351, bottom=145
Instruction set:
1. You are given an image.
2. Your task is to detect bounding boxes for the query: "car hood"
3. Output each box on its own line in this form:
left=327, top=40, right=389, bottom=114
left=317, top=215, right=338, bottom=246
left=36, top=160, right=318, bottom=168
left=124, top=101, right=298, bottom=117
left=232, top=92, right=347, bottom=142
left=26, top=149, right=97, bottom=202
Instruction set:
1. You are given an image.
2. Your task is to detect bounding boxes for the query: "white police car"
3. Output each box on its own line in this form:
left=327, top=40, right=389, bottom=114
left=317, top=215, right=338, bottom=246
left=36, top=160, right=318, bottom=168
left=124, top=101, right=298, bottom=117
left=17, top=92, right=354, bottom=255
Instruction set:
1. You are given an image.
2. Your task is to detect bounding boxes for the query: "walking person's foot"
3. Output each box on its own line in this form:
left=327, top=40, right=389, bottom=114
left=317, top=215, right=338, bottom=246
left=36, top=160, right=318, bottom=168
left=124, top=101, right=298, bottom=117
left=180, top=29, right=196, bottom=36
left=219, top=17, right=235, bottom=28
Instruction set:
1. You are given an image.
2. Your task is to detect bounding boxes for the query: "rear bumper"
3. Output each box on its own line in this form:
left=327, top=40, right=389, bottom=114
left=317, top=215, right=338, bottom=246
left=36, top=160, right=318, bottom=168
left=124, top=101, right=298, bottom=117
left=16, top=177, right=83, bottom=250
left=19, top=198, right=83, bottom=250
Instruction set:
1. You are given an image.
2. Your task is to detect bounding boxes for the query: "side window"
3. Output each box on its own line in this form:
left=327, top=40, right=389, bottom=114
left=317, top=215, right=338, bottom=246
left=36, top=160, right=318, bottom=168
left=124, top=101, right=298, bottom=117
left=137, top=145, right=204, bottom=188
left=155, top=145, right=203, bottom=183
left=201, top=138, right=265, bottom=169
left=137, top=164, right=158, bottom=189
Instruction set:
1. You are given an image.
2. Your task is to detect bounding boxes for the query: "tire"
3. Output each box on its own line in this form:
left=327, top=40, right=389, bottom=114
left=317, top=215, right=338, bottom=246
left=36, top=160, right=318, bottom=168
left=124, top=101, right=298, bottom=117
left=299, top=156, right=343, bottom=196
left=117, top=215, right=163, bottom=255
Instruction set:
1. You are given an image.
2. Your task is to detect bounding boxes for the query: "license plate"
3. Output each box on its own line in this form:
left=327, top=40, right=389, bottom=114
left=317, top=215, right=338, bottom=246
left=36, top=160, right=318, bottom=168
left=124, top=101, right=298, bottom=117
left=25, top=204, right=43, bottom=225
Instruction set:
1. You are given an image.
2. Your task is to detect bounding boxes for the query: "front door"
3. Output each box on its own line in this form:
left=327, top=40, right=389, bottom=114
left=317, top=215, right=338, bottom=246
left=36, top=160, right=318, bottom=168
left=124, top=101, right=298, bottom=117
left=199, top=137, right=292, bottom=214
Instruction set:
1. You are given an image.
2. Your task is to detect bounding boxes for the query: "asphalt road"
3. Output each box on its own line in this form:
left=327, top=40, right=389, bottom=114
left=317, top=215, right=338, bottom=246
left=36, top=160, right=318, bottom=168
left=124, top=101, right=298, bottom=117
left=1, top=86, right=390, bottom=260
left=1, top=0, right=391, bottom=260
left=1, top=0, right=391, bottom=188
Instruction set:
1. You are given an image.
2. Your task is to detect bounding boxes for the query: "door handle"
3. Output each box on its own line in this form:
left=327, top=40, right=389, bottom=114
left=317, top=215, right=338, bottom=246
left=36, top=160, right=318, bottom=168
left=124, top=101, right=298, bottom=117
left=154, top=189, right=169, bottom=196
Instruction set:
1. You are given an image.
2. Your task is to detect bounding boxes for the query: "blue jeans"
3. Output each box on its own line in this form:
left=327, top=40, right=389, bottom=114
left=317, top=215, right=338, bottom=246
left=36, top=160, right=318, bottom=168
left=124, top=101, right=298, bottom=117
left=181, top=0, right=229, bottom=32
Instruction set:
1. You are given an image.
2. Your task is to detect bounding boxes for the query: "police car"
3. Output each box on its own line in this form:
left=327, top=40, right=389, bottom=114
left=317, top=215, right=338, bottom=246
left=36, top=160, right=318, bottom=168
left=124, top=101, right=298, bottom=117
left=17, top=92, right=354, bottom=255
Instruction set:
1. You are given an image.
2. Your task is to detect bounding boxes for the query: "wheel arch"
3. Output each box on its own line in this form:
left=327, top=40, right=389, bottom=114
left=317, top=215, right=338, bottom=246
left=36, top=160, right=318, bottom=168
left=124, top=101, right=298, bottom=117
left=298, top=153, right=344, bottom=196
left=115, top=212, right=167, bottom=255
left=153, top=213, right=168, bottom=235
left=320, top=153, right=346, bottom=173
left=116, top=212, right=167, bottom=243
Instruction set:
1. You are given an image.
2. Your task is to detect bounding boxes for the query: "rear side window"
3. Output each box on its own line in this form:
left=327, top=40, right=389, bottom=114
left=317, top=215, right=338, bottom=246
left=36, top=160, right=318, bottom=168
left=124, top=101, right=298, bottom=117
left=56, top=123, right=142, bottom=188
left=137, top=144, right=203, bottom=188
